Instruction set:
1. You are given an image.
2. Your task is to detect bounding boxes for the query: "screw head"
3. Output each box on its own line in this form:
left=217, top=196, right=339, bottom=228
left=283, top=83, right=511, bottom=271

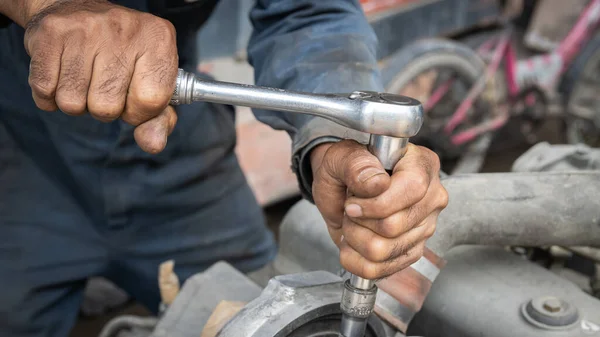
left=348, top=91, right=374, bottom=100
left=543, top=298, right=563, bottom=313
left=522, top=296, right=579, bottom=330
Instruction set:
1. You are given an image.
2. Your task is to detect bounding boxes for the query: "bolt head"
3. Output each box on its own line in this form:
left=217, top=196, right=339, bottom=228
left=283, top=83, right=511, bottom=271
left=543, top=298, right=563, bottom=313
left=348, top=91, right=374, bottom=100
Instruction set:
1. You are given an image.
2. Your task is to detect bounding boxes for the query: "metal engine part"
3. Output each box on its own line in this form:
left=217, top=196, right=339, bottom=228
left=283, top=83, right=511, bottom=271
left=272, top=170, right=600, bottom=276
left=512, top=141, right=600, bottom=172
left=106, top=143, right=600, bottom=337
left=408, top=246, right=600, bottom=337
left=269, top=170, right=600, bottom=336
left=217, top=271, right=388, bottom=337
left=512, top=141, right=600, bottom=300
left=148, top=262, right=391, bottom=337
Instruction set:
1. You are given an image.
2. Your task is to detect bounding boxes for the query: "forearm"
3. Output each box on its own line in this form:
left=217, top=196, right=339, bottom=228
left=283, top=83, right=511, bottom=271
left=1, top=0, right=60, bottom=27
left=247, top=0, right=383, bottom=201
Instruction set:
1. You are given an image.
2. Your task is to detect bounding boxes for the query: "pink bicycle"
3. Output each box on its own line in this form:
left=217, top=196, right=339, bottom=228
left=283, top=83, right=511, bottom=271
left=380, top=0, right=600, bottom=173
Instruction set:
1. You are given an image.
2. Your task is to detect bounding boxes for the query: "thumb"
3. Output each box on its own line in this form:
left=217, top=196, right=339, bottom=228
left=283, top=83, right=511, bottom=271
left=134, top=105, right=178, bottom=154
left=322, top=140, right=390, bottom=199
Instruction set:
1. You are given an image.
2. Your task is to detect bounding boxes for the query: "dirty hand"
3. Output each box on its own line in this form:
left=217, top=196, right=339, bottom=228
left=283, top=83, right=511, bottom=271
left=310, top=140, right=448, bottom=280
left=23, top=0, right=178, bottom=153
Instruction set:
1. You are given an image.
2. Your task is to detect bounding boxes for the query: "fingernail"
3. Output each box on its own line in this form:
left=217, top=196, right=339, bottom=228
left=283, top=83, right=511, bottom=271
left=358, top=167, right=386, bottom=183
left=345, top=204, right=363, bottom=217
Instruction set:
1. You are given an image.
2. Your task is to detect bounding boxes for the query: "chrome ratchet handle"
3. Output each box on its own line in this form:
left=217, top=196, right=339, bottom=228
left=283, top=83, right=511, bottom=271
left=170, top=68, right=423, bottom=337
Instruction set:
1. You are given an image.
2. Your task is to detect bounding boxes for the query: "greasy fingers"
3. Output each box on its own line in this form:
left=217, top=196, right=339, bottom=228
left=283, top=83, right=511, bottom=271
left=345, top=144, right=441, bottom=219
left=311, top=141, right=448, bottom=280
left=311, top=140, right=390, bottom=231
left=340, top=213, right=438, bottom=279
left=87, top=50, right=135, bottom=122
left=320, top=140, right=390, bottom=199
left=339, top=238, right=426, bottom=280
left=134, top=106, right=178, bottom=154
left=345, top=177, right=444, bottom=238
left=28, top=44, right=61, bottom=111
left=122, top=32, right=178, bottom=126
left=24, top=1, right=179, bottom=153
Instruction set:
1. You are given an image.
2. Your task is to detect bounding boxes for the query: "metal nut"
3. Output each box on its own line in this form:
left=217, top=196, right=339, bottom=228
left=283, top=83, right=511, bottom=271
left=543, top=298, right=563, bottom=313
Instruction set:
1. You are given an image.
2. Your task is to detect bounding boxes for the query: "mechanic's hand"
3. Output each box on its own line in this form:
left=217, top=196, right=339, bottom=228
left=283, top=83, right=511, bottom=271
left=24, top=0, right=178, bottom=153
left=311, top=140, right=448, bottom=280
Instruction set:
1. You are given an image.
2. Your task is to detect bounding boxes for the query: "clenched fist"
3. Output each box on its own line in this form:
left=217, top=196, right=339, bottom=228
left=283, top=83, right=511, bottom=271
left=311, top=140, right=448, bottom=280
left=23, top=0, right=178, bottom=153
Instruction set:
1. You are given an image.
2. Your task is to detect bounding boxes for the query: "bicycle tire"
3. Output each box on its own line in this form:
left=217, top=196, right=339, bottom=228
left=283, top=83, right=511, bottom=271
left=381, top=38, right=486, bottom=94
left=379, top=38, right=486, bottom=161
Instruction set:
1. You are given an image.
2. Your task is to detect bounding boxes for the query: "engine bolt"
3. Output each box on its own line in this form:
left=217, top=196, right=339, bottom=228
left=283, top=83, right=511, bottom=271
left=542, top=298, right=563, bottom=313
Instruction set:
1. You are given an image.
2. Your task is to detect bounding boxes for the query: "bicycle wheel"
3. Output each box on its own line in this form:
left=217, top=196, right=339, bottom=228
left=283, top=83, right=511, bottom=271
left=562, top=33, right=600, bottom=147
left=380, top=38, right=488, bottom=165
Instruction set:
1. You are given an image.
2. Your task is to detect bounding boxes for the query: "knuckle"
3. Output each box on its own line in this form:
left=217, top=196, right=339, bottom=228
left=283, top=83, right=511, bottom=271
left=143, top=16, right=176, bottom=46
left=135, top=90, right=169, bottom=113
left=371, top=195, right=396, bottom=219
left=407, top=253, right=421, bottom=266
left=360, top=263, right=381, bottom=280
left=157, top=18, right=176, bottom=36
left=106, top=7, right=130, bottom=21
left=438, top=187, right=450, bottom=208
left=29, top=78, right=55, bottom=100
left=365, top=238, right=388, bottom=262
left=411, top=244, right=425, bottom=263
left=37, top=15, right=65, bottom=33
left=405, top=172, right=428, bottom=201
left=56, top=98, right=86, bottom=115
left=405, top=204, right=422, bottom=229
left=379, top=215, right=403, bottom=238
left=76, top=15, right=96, bottom=32
left=29, top=58, right=57, bottom=99
left=88, top=102, right=122, bottom=121
left=429, top=150, right=442, bottom=172
left=153, top=17, right=176, bottom=36
left=339, top=249, right=358, bottom=274
left=107, top=9, right=139, bottom=39
left=424, top=221, right=437, bottom=239
left=420, top=145, right=441, bottom=170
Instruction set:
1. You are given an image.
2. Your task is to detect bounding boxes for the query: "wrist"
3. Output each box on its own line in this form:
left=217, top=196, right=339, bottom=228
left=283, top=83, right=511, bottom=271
left=0, top=0, right=56, bottom=27
left=309, top=142, right=334, bottom=176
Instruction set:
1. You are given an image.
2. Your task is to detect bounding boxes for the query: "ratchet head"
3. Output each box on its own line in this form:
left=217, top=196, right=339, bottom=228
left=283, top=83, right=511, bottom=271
left=347, top=90, right=424, bottom=139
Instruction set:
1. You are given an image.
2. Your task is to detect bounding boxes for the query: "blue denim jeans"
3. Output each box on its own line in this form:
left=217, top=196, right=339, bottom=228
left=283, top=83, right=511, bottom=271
left=0, top=25, right=276, bottom=337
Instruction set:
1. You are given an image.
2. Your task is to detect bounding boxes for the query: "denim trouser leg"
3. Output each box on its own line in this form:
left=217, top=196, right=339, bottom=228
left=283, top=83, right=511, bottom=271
left=0, top=94, right=277, bottom=337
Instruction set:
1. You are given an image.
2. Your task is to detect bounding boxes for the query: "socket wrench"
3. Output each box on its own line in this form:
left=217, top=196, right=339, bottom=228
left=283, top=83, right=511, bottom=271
left=170, top=68, right=424, bottom=337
